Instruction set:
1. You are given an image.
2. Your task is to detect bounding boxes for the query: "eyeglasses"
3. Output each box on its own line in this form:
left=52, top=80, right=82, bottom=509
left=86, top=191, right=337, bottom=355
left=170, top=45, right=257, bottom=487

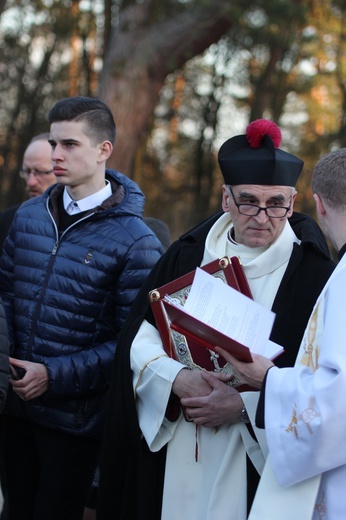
left=19, top=168, right=54, bottom=180
left=227, top=186, right=292, bottom=218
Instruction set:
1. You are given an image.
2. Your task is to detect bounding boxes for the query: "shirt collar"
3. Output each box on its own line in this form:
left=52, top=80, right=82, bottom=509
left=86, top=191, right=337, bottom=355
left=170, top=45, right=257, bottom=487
left=63, top=180, right=112, bottom=214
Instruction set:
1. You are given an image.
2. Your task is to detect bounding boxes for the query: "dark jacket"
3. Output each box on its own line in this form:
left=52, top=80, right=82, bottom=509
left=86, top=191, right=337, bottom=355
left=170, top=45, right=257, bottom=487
left=0, top=169, right=163, bottom=438
left=97, top=210, right=336, bottom=520
left=0, top=302, right=9, bottom=413
left=0, top=205, right=19, bottom=255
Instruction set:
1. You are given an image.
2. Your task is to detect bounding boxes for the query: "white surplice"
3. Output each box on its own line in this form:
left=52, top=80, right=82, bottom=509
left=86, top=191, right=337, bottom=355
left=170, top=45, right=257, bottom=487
left=131, top=213, right=299, bottom=520
left=249, top=252, right=346, bottom=520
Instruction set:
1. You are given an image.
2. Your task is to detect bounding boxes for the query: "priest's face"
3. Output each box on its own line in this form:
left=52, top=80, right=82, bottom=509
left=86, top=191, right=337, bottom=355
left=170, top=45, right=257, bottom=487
left=222, top=184, right=296, bottom=248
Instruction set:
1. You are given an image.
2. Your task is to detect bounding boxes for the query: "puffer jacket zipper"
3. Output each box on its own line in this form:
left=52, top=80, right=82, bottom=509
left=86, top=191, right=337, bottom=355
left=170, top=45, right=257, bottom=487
left=25, top=199, right=96, bottom=360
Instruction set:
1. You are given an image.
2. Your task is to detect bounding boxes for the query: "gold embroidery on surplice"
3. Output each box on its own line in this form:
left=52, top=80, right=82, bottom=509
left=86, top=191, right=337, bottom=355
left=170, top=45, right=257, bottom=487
left=285, top=406, right=298, bottom=439
left=286, top=397, right=320, bottom=439
left=300, top=302, right=320, bottom=371
left=315, top=491, right=327, bottom=519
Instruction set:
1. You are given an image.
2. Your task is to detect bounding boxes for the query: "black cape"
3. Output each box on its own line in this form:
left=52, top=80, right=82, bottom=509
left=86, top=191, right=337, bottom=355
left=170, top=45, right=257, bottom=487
left=97, top=211, right=335, bottom=520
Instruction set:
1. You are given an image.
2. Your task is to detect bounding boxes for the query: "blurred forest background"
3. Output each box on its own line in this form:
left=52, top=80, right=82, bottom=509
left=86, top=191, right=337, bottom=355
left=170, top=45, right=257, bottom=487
left=0, top=0, right=345, bottom=240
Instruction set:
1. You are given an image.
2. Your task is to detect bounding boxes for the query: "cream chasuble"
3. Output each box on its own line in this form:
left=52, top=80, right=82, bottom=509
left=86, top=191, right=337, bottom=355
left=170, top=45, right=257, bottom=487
left=131, top=212, right=300, bottom=520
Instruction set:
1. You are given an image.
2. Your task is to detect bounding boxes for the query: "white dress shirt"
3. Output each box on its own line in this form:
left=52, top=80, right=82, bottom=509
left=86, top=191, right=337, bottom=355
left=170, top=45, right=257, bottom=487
left=63, top=180, right=112, bottom=215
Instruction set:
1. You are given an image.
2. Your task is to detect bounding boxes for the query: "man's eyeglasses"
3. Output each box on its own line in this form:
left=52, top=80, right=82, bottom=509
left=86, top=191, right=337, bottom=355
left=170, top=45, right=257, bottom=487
left=227, top=186, right=292, bottom=218
left=19, top=168, right=54, bottom=180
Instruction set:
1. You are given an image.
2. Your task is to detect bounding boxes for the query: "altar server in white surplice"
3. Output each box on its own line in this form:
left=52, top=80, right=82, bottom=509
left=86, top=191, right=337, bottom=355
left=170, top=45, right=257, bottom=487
left=218, top=148, right=346, bottom=520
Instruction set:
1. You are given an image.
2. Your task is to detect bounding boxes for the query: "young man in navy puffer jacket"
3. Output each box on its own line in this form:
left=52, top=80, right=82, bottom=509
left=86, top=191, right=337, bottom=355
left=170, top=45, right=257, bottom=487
left=0, top=96, right=163, bottom=520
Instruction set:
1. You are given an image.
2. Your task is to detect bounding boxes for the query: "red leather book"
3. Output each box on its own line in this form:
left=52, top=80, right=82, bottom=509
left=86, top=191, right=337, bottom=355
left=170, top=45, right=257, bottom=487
left=148, top=256, right=253, bottom=382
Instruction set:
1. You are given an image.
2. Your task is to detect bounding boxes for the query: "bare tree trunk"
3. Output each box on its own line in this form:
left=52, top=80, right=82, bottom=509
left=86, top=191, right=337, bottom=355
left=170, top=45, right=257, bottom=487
left=0, top=0, right=7, bottom=18
left=99, top=0, right=249, bottom=175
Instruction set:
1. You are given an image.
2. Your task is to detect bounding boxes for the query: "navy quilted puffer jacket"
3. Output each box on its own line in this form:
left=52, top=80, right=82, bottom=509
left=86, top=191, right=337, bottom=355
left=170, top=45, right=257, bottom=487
left=0, top=302, right=9, bottom=411
left=0, top=169, right=163, bottom=438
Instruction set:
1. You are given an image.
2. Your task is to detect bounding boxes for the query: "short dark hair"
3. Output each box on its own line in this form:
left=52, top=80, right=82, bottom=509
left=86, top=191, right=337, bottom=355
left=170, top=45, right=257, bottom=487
left=48, top=96, right=116, bottom=145
left=312, top=148, right=346, bottom=210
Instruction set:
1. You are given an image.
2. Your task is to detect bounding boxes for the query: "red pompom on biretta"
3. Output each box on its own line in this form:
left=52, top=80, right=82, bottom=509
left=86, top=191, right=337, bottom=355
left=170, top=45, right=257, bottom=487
left=218, top=118, right=304, bottom=186
left=246, top=119, right=282, bottom=149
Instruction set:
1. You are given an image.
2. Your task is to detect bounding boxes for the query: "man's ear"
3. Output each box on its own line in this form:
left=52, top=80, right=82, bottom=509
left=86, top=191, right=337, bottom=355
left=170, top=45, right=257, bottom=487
left=313, top=193, right=327, bottom=217
left=221, top=185, right=230, bottom=212
left=98, top=141, right=113, bottom=163
left=287, top=190, right=297, bottom=217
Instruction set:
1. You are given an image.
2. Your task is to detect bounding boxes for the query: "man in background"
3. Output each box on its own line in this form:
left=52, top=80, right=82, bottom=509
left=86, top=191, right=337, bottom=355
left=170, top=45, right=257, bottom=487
left=0, top=132, right=56, bottom=518
left=0, top=133, right=56, bottom=252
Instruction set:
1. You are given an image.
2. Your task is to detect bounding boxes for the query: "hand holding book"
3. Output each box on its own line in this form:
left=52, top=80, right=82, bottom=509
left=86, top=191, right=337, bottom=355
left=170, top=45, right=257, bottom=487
left=215, top=347, right=275, bottom=390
